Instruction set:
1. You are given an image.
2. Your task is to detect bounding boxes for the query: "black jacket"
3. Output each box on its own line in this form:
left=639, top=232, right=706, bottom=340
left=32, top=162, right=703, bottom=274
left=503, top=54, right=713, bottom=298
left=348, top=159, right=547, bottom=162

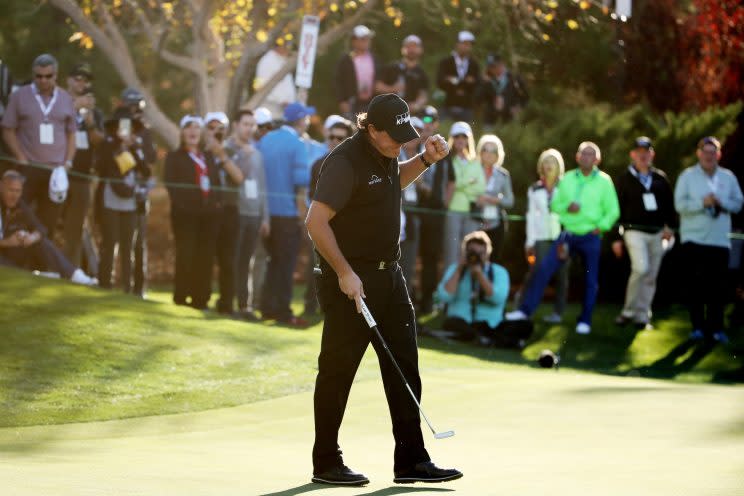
left=615, top=165, right=677, bottom=234
left=436, top=54, right=481, bottom=109
left=334, top=52, right=379, bottom=106
left=164, top=148, right=223, bottom=216
left=97, top=136, right=150, bottom=199
left=477, top=71, right=529, bottom=123
left=1, top=200, right=47, bottom=240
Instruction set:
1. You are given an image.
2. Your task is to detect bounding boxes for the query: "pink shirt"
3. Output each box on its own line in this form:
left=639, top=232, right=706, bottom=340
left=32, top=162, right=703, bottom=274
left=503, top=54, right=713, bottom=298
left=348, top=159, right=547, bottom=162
left=352, top=52, right=375, bottom=101
left=1, top=84, right=76, bottom=168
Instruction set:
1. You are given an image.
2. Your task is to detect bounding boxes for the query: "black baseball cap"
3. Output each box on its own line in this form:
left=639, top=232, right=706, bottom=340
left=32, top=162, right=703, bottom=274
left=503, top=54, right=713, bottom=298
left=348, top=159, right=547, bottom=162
left=367, top=93, right=419, bottom=144
left=633, top=136, right=653, bottom=150
left=70, top=63, right=94, bottom=80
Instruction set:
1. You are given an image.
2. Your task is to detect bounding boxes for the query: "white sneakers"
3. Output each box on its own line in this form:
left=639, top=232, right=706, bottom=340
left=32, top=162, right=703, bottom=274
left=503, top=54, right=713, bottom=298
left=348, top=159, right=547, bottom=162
left=505, top=310, right=528, bottom=321
left=70, top=268, right=98, bottom=286
left=575, top=322, right=591, bottom=335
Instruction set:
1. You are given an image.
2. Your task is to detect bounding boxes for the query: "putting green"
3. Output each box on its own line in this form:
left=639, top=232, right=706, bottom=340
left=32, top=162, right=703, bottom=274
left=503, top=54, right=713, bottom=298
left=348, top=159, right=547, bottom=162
left=1, top=362, right=741, bottom=495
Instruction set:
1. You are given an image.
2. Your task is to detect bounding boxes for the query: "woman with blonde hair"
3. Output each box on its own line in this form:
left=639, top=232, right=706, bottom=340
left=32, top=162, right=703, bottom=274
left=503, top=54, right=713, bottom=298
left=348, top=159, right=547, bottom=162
left=443, top=121, right=486, bottom=267
left=475, top=134, right=514, bottom=261
left=514, top=148, right=568, bottom=323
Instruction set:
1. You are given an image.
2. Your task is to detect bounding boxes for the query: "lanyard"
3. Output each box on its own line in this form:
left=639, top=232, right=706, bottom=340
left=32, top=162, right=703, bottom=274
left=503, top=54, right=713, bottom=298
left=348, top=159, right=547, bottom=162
left=706, top=171, right=719, bottom=193
left=628, top=165, right=653, bottom=191
left=31, top=84, right=58, bottom=122
left=188, top=152, right=208, bottom=172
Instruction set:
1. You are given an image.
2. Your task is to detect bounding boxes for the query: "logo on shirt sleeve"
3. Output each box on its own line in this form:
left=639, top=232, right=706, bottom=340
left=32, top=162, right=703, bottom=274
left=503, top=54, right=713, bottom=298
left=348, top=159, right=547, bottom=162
left=368, top=174, right=382, bottom=185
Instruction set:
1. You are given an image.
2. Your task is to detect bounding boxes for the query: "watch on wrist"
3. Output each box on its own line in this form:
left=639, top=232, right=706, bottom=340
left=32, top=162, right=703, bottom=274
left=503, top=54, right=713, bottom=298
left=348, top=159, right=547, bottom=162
left=419, top=153, right=433, bottom=168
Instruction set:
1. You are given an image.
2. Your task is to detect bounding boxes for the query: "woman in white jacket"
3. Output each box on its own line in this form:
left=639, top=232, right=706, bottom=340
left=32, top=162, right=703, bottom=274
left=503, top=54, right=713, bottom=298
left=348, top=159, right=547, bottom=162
left=514, top=149, right=568, bottom=323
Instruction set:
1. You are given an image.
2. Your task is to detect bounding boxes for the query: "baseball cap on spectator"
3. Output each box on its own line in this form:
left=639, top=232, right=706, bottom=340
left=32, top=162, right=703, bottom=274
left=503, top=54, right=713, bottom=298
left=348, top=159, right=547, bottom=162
left=633, top=136, right=653, bottom=150
left=458, top=31, right=475, bottom=43
left=419, top=105, right=439, bottom=124
left=121, top=87, right=144, bottom=105
left=284, top=102, right=316, bottom=122
left=486, top=53, right=503, bottom=66
left=403, top=34, right=422, bottom=46
left=204, top=111, right=229, bottom=127
left=449, top=121, right=473, bottom=138
left=323, top=114, right=347, bottom=130
left=352, top=25, right=374, bottom=39
left=70, top=62, right=94, bottom=81
left=254, top=107, right=273, bottom=126
left=367, top=93, right=419, bottom=144
left=179, top=115, right=204, bottom=128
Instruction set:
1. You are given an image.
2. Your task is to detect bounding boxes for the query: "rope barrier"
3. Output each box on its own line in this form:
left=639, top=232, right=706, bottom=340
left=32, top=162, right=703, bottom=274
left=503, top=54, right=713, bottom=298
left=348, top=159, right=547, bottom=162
left=3, top=154, right=744, bottom=239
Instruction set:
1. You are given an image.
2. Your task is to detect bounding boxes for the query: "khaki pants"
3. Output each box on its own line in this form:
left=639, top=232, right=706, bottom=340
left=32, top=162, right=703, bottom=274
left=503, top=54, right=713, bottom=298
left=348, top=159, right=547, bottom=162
left=621, top=230, right=667, bottom=323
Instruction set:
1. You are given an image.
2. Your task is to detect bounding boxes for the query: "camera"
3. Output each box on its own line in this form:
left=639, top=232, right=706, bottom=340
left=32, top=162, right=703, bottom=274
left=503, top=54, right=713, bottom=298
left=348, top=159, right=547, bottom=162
left=466, top=248, right=482, bottom=266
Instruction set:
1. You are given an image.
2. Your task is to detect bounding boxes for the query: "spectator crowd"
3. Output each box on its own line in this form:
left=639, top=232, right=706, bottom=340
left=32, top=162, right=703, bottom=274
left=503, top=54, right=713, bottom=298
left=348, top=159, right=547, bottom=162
left=1, top=26, right=742, bottom=346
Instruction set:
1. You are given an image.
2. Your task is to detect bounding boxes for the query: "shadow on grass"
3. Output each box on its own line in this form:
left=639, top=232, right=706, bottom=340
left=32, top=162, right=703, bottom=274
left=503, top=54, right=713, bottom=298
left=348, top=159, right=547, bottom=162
left=638, top=339, right=716, bottom=379
left=259, top=484, right=454, bottom=496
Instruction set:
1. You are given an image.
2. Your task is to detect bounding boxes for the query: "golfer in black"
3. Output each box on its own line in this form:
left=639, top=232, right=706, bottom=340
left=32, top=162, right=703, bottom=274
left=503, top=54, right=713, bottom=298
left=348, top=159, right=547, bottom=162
left=306, top=93, right=463, bottom=486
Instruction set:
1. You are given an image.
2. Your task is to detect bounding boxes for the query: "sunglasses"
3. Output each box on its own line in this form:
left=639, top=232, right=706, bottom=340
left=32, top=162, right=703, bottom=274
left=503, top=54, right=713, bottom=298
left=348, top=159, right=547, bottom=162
left=207, top=125, right=225, bottom=132
left=328, top=134, right=347, bottom=141
left=453, top=134, right=468, bottom=139
left=34, top=73, right=55, bottom=80
left=481, top=147, right=499, bottom=154
left=422, top=116, right=436, bottom=124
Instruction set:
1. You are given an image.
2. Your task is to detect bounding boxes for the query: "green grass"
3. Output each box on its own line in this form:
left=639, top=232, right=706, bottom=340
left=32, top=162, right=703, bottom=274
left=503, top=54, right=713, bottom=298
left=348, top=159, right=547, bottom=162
left=1, top=266, right=742, bottom=429
left=2, top=267, right=743, bottom=495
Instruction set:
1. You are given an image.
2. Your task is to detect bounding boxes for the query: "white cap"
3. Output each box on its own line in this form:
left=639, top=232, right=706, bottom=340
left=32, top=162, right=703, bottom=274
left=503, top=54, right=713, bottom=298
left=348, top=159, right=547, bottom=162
left=254, top=107, right=273, bottom=126
left=403, top=34, right=422, bottom=46
left=179, top=115, right=204, bottom=129
left=458, top=30, right=475, bottom=43
left=323, top=114, right=347, bottom=130
left=203, top=111, right=229, bottom=127
left=410, top=116, right=424, bottom=130
left=352, top=25, right=374, bottom=38
left=48, top=166, right=69, bottom=204
left=449, top=121, right=473, bottom=137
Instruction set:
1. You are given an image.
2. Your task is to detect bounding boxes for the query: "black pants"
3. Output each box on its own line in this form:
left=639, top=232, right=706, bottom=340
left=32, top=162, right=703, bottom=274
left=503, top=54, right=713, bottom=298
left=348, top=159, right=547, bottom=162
left=485, top=222, right=506, bottom=263
left=133, top=210, right=148, bottom=296
left=1, top=238, right=75, bottom=278
left=215, top=205, right=239, bottom=313
left=22, top=169, right=64, bottom=240
left=260, top=216, right=301, bottom=320
left=312, top=263, right=430, bottom=473
left=171, top=212, right=218, bottom=309
left=99, top=208, right=136, bottom=292
left=62, top=178, right=92, bottom=267
left=442, top=316, right=494, bottom=342
left=418, top=211, right=444, bottom=312
left=683, top=242, right=729, bottom=336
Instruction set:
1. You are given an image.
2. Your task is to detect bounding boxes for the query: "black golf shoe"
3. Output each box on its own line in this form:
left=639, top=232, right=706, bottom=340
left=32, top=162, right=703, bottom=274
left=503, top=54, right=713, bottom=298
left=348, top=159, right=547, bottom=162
left=394, top=461, right=463, bottom=484
left=312, top=464, right=369, bottom=486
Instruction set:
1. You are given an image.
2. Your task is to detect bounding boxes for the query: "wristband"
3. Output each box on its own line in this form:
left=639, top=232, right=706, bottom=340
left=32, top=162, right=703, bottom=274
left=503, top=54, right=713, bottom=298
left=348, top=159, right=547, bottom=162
left=419, top=153, right=433, bottom=168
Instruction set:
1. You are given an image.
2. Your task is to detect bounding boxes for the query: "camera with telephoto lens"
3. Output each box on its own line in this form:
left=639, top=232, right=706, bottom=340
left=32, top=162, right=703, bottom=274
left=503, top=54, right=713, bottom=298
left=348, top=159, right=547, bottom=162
left=466, top=248, right=482, bottom=266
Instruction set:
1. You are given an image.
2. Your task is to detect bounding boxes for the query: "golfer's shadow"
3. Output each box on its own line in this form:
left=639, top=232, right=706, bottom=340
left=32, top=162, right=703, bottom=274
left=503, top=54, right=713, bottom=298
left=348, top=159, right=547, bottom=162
left=259, top=483, right=454, bottom=496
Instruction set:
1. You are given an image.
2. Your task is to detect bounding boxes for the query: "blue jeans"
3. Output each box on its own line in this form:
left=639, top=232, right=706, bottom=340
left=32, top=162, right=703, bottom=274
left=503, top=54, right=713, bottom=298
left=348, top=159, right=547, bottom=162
left=260, top=216, right=301, bottom=319
left=519, top=232, right=601, bottom=325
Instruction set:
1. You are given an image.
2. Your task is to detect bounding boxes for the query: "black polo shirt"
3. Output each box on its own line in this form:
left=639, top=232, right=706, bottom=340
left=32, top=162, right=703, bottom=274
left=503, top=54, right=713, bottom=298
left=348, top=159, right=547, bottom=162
left=313, top=131, right=401, bottom=264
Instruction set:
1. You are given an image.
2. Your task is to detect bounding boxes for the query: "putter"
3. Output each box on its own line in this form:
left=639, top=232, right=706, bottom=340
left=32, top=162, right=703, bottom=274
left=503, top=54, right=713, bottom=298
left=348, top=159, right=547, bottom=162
left=359, top=299, right=455, bottom=440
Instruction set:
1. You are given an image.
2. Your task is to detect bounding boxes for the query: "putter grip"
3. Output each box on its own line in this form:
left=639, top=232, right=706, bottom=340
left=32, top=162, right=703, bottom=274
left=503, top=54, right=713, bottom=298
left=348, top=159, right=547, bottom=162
left=359, top=300, right=377, bottom=327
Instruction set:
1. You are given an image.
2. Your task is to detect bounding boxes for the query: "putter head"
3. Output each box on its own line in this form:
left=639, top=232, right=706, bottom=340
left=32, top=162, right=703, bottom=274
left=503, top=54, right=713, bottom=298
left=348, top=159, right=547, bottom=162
left=434, top=430, right=455, bottom=439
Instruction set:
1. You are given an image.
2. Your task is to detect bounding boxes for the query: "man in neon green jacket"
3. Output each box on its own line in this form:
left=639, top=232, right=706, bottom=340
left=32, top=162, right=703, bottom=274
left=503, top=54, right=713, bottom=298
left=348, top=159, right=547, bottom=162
left=507, top=141, right=620, bottom=334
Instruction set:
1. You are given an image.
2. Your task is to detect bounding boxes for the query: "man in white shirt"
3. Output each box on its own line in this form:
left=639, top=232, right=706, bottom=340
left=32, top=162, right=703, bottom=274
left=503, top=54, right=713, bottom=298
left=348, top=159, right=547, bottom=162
left=254, top=40, right=297, bottom=117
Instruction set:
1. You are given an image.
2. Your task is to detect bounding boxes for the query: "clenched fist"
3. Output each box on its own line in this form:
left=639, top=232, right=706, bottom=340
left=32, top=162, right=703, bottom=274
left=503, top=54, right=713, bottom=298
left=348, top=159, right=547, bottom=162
left=423, top=134, right=449, bottom=164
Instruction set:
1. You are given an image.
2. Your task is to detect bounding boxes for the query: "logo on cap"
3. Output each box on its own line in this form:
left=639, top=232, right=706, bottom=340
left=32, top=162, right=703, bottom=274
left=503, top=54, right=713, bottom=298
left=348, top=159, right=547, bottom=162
left=395, top=112, right=411, bottom=126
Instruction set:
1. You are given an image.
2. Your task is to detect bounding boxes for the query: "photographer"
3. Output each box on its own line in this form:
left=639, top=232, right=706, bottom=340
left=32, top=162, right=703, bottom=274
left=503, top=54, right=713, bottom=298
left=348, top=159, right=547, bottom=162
left=63, top=63, right=104, bottom=268
left=436, top=230, right=509, bottom=345
left=116, top=88, right=157, bottom=297
left=204, top=111, right=244, bottom=315
left=96, top=109, right=151, bottom=292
